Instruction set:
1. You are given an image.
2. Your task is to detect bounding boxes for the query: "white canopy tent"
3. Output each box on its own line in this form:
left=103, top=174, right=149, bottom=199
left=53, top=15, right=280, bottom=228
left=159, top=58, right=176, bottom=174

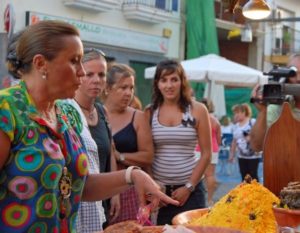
left=144, top=54, right=268, bottom=118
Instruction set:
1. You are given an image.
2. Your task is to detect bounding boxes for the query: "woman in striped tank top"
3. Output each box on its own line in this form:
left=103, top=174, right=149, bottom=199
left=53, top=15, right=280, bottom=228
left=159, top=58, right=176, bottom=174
left=145, top=60, right=212, bottom=225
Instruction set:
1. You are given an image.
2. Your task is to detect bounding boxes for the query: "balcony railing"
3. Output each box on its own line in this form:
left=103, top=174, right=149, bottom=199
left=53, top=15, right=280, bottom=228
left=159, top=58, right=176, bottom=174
left=272, top=45, right=293, bottom=56
left=63, top=0, right=119, bottom=12
left=267, top=41, right=295, bottom=65
left=122, top=0, right=173, bottom=24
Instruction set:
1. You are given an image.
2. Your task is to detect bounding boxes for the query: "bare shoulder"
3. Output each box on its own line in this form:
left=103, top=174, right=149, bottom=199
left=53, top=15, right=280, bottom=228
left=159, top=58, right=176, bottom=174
left=191, top=100, right=208, bottom=116
left=130, top=107, right=151, bottom=131
left=209, top=115, right=218, bottom=124
left=191, top=101, right=210, bottom=129
left=143, top=104, right=153, bottom=119
left=130, top=108, right=146, bottom=122
left=133, top=108, right=144, bottom=116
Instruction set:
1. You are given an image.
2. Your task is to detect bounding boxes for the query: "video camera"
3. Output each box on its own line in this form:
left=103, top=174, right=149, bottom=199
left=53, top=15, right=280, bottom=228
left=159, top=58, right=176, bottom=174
left=251, top=65, right=300, bottom=105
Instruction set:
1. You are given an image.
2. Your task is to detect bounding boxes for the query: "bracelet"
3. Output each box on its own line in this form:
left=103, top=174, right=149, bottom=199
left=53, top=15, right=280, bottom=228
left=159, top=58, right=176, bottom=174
left=125, top=166, right=141, bottom=185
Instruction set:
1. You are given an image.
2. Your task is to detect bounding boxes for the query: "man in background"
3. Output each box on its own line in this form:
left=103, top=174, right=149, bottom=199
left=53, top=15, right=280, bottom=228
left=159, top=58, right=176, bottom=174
left=250, top=53, right=300, bottom=151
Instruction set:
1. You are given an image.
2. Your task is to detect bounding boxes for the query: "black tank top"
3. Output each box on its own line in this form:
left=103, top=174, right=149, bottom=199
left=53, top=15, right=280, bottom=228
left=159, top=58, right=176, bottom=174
left=113, top=111, right=138, bottom=153
left=89, top=103, right=112, bottom=173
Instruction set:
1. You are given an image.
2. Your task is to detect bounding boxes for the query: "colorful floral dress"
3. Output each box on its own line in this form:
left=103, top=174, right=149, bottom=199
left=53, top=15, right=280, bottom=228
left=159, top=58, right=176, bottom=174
left=0, top=81, right=89, bottom=233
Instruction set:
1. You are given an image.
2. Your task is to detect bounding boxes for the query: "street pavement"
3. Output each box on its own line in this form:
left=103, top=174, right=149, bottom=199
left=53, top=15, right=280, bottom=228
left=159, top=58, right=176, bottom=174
left=212, top=159, right=264, bottom=203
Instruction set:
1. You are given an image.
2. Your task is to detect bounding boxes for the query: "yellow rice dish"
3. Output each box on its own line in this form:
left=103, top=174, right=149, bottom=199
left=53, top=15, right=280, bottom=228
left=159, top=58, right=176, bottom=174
left=190, top=179, right=280, bottom=233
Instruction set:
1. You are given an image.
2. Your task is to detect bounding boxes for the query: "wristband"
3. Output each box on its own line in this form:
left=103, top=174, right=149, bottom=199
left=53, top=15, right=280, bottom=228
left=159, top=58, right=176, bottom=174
left=125, top=166, right=141, bottom=185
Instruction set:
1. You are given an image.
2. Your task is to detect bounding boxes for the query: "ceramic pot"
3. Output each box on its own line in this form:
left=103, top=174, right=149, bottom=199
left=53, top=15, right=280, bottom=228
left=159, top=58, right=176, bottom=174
left=273, top=207, right=300, bottom=232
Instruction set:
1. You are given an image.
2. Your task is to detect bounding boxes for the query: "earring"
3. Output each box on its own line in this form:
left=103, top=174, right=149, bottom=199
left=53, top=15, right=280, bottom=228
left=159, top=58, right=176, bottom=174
left=42, top=73, right=47, bottom=80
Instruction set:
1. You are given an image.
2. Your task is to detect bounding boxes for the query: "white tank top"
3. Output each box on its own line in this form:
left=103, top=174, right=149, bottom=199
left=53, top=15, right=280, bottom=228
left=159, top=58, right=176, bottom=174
left=151, top=107, right=198, bottom=185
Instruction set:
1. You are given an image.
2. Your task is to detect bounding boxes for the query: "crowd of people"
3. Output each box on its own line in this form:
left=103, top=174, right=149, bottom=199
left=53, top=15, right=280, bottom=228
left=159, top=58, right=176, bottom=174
left=0, top=20, right=177, bottom=233
left=1, top=19, right=300, bottom=233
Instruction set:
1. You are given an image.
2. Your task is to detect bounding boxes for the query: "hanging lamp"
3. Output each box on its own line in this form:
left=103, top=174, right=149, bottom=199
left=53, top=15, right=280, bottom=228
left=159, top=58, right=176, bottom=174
left=242, top=0, right=271, bottom=20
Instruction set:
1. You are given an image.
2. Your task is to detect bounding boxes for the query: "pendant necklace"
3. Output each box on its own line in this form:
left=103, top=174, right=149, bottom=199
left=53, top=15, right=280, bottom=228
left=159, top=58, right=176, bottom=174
left=74, top=99, right=95, bottom=121
left=40, top=109, right=57, bottom=127
left=59, top=166, right=72, bottom=233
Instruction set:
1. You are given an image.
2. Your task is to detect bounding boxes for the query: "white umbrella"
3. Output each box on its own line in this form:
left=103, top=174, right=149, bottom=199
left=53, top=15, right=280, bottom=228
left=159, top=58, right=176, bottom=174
left=145, top=59, right=207, bottom=82
left=203, top=81, right=226, bottom=118
left=144, top=54, right=268, bottom=118
left=145, top=54, right=267, bottom=86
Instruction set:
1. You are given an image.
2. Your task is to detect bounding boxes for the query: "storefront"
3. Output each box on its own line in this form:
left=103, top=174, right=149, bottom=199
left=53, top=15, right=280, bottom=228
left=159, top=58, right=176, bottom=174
left=24, top=11, right=173, bottom=105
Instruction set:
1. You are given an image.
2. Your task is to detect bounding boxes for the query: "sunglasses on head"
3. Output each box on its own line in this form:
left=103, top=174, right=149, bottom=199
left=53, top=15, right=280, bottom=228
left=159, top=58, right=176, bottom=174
left=84, top=48, right=106, bottom=57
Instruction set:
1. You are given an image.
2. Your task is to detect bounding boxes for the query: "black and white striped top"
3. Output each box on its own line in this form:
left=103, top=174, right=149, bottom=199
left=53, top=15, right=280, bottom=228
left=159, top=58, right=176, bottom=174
left=152, top=107, right=198, bottom=185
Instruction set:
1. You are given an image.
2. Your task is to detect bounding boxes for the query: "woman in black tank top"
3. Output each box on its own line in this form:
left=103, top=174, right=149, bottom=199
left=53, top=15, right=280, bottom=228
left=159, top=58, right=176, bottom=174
left=104, top=63, right=154, bottom=224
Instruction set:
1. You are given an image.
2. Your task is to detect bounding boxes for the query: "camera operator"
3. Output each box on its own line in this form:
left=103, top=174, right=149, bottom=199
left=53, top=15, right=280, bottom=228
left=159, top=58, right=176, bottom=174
left=250, top=54, right=300, bottom=152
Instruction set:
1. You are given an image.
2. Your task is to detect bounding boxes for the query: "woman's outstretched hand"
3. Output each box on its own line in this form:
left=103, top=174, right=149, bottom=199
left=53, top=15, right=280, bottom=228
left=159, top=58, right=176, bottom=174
left=131, top=169, right=179, bottom=208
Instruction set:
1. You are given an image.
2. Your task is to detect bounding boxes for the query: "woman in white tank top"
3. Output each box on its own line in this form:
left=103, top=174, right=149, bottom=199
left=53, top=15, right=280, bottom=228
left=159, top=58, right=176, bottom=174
left=145, top=59, right=212, bottom=225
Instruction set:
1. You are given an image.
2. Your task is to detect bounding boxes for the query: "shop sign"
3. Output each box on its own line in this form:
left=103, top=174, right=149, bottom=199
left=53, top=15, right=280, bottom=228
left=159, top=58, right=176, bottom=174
left=27, top=11, right=168, bottom=54
left=4, top=3, right=16, bottom=38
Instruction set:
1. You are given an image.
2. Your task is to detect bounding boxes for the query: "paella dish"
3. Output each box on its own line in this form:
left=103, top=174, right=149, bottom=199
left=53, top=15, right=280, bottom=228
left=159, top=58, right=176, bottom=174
left=182, top=176, right=280, bottom=233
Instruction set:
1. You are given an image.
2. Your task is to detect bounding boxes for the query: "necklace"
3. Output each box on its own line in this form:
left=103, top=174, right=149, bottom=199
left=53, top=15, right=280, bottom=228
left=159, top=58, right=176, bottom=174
left=74, top=99, right=95, bottom=121
left=59, top=166, right=72, bottom=233
left=40, top=109, right=57, bottom=124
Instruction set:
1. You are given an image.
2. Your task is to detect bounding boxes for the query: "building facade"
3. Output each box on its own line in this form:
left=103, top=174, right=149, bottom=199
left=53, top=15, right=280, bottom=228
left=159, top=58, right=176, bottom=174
left=0, top=0, right=184, bottom=106
left=1, top=0, right=299, bottom=105
left=263, top=0, right=300, bottom=71
left=214, top=0, right=300, bottom=71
